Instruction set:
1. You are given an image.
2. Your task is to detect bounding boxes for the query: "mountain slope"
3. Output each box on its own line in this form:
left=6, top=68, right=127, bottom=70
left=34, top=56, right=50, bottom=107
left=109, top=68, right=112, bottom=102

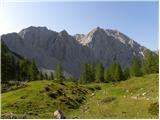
left=74, top=74, right=158, bottom=119
left=1, top=26, right=147, bottom=77
left=1, top=74, right=158, bottom=118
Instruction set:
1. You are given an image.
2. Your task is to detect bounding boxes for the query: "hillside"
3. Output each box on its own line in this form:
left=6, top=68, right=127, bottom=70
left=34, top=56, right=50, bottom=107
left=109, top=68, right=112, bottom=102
left=1, top=74, right=158, bottom=119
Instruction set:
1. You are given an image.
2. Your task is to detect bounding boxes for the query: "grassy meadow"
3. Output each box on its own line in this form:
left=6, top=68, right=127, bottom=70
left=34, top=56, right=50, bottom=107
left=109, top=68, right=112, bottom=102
left=1, top=74, right=159, bottom=119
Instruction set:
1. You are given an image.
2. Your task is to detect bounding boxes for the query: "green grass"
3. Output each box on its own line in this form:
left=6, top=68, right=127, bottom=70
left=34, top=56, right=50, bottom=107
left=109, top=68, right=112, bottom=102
left=72, top=74, right=159, bottom=119
left=1, top=74, right=159, bottom=118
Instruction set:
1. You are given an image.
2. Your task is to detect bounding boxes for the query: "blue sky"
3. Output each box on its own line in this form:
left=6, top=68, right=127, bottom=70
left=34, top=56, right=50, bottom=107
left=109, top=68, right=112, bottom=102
left=1, top=1, right=158, bottom=50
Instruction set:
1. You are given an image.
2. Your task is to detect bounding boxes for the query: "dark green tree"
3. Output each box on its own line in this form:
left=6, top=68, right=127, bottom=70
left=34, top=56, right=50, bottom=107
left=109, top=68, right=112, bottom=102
left=142, top=50, right=159, bottom=74
left=130, top=56, right=142, bottom=77
left=28, top=60, right=39, bottom=80
left=80, top=64, right=90, bottom=83
left=40, top=72, right=44, bottom=80
left=19, top=59, right=29, bottom=81
left=50, top=72, right=54, bottom=80
left=88, top=64, right=95, bottom=82
left=1, top=42, right=40, bottom=82
left=95, top=63, right=104, bottom=82
left=44, top=73, right=48, bottom=80
left=55, top=64, right=65, bottom=82
left=109, top=63, right=117, bottom=82
left=114, top=63, right=124, bottom=81
left=1, top=42, right=18, bottom=82
left=80, top=64, right=95, bottom=83
left=104, top=68, right=112, bottom=83
left=123, top=67, right=130, bottom=80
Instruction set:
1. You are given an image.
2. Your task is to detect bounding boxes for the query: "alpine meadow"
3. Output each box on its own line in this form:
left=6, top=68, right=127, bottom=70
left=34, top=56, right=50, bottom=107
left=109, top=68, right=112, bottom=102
left=1, top=1, right=159, bottom=119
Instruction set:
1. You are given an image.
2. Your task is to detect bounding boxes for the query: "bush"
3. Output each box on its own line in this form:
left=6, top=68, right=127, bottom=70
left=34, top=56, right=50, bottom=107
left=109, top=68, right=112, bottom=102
left=148, top=102, right=159, bottom=116
left=59, top=82, right=66, bottom=86
left=48, top=92, right=58, bottom=99
left=94, top=85, right=101, bottom=90
left=87, top=86, right=95, bottom=91
left=44, top=86, right=50, bottom=92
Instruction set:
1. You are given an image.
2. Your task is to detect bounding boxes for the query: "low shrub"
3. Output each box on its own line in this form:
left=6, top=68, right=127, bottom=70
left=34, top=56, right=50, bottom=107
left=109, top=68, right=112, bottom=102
left=44, top=86, right=50, bottom=92
left=87, top=86, right=95, bottom=91
left=94, top=85, right=101, bottom=90
left=48, top=92, right=58, bottom=99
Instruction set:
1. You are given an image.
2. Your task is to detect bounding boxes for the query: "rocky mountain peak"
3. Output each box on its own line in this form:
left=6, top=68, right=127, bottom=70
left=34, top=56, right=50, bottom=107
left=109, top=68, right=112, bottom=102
left=18, top=26, right=52, bottom=39
left=59, top=30, right=68, bottom=36
left=74, top=34, right=85, bottom=41
left=19, top=26, right=48, bottom=33
left=79, top=27, right=108, bottom=45
left=88, top=27, right=105, bottom=35
left=1, top=26, right=148, bottom=77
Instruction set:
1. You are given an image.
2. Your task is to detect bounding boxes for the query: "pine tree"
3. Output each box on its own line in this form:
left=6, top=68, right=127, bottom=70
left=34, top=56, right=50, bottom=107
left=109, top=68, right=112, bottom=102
left=44, top=73, right=48, bottom=80
left=19, top=59, right=28, bottom=81
left=28, top=60, right=39, bottom=80
left=110, top=63, right=117, bottom=82
left=39, top=72, right=44, bottom=80
left=50, top=72, right=54, bottom=80
left=104, top=68, right=112, bottom=83
left=16, top=60, right=21, bottom=81
left=80, top=64, right=89, bottom=83
left=123, top=67, right=130, bottom=80
left=10, top=56, right=17, bottom=79
left=142, top=50, right=159, bottom=74
left=1, top=42, right=17, bottom=82
left=1, top=42, right=40, bottom=82
left=114, top=63, right=124, bottom=81
left=1, top=53, right=13, bottom=82
left=88, top=64, right=95, bottom=82
left=32, top=60, right=39, bottom=80
left=55, top=64, right=65, bottom=82
left=130, top=56, right=142, bottom=77
left=95, top=63, right=104, bottom=83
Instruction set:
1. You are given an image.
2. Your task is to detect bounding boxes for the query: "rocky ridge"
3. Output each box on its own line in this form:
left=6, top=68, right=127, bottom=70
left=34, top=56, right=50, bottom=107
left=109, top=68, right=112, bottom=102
left=1, top=26, right=147, bottom=77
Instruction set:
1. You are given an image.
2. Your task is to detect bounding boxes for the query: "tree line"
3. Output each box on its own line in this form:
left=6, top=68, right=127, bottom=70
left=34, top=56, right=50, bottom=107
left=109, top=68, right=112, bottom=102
left=2, top=42, right=39, bottom=82
left=79, top=50, right=159, bottom=83
left=1, top=42, right=65, bottom=82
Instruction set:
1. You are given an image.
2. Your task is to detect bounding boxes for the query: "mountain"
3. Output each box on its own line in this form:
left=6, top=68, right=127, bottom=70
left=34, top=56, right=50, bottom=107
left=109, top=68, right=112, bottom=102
left=1, top=26, right=147, bottom=77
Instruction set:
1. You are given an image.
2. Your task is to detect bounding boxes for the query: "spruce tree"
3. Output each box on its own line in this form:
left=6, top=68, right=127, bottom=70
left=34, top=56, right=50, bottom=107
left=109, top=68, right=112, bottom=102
left=50, top=72, right=54, bottom=80
left=110, top=63, right=117, bottom=82
left=19, top=60, right=27, bottom=81
left=130, top=56, right=142, bottom=77
left=95, top=63, right=104, bottom=82
left=32, top=60, right=39, bottom=80
left=80, top=64, right=90, bottom=83
left=39, top=72, right=44, bottom=80
left=1, top=42, right=41, bottom=82
left=104, top=68, right=111, bottom=83
left=28, top=60, right=39, bottom=80
left=55, top=64, right=65, bottom=82
left=114, top=63, right=124, bottom=81
left=123, top=67, right=130, bottom=80
left=88, top=64, right=95, bottom=82
left=44, top=73, right=48, bottom=80
left=142, top=50, right=159, bottom=74
left=1, top=42, right=18, bottom=82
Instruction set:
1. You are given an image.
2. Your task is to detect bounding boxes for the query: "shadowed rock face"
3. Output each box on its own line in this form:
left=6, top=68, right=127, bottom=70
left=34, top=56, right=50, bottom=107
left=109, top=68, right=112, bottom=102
left=1, top=26, right=147, bottom=77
